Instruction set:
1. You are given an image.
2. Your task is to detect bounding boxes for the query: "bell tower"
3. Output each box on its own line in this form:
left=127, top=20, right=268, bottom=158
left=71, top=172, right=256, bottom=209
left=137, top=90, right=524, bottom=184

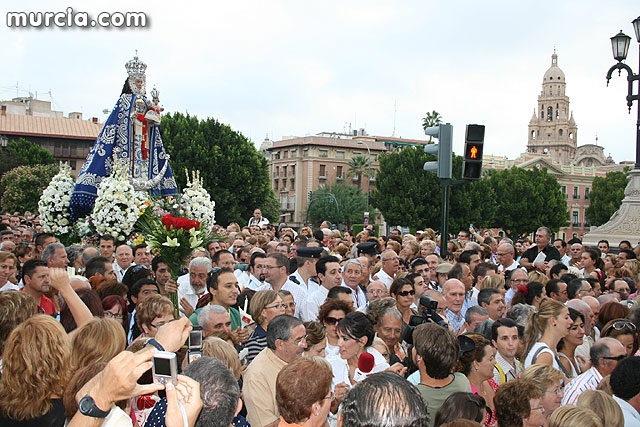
left=527, top=51, right=578, bottom=163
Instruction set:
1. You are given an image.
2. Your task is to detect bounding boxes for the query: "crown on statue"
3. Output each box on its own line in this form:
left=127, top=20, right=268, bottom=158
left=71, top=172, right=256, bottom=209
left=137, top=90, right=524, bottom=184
left=125, top=54, right=147, bottom=80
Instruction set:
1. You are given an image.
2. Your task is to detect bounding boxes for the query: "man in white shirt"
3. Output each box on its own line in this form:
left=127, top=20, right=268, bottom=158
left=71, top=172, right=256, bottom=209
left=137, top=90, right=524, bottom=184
left=260, top=253, right=307, bottom=318
left=113, top=244, right=134, bottom=282
left=300, top=256, right=342, bottom=322
left=373, top=249, right=399, bottom=290
left=247, top=208, right=269, bottom=228
left=496, top=243, right=520, bottom=272
left=341, top=258, right=367, bottom=310
left=288, top=247, right=322, bottom=294
left=610, top=356, right=640, bottom=426
left=553, top=238, right=572, bottom=266
left=0, top=252, right=19, bottom=292
left=177, top=257, right=211, bottom=317
left=245, top=252, right=270, bottom=291
left=562, top=338, right=626, bottom=405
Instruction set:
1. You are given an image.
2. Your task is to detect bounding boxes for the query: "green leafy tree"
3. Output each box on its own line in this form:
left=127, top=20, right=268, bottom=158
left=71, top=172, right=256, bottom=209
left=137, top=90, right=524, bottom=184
left=585, top=170, right=629, bottom=226
left=486, top=166, right=569, bottom=238
left=422, top=111, right=443, bottom=139
left=370, top=146, right=495, bottom=231
left=1, top=164, right=58, bottom=214
left=159, top=112, right=279, bottom=226
left=346, top=154, right=371, bottom=190
left=305, top=182, right=370, bottom=227
left=0, top=138, right=55, bottom=178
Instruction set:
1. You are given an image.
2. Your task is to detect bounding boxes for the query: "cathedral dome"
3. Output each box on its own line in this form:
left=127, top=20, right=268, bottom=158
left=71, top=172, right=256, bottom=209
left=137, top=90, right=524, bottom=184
left=543, top=52, right=565, bottom=83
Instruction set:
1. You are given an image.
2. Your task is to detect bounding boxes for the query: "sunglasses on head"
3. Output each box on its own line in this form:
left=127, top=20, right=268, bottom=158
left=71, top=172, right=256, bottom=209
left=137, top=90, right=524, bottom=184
left=604, top=354, right=627, bottom=362
left=397, top=290, right=416, bottom=297
left=612, top=320, right=637, bottom=331
left=324, top=316, right=343, bottom=325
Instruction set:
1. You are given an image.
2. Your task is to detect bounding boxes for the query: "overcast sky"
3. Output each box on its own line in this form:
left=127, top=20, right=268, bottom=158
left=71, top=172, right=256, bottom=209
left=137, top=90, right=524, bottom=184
left=1, top=1, right=638, bottom=162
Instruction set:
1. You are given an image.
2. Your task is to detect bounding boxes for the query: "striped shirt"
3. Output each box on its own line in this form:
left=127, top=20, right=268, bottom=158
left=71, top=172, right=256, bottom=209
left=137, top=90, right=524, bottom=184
left=244, top=324, right=268, bottom=366
left=561, top=366, right=603, bottom=405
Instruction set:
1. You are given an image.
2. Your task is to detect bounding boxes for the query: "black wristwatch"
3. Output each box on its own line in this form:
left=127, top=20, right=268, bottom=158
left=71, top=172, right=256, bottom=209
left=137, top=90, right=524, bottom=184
left=78, top=395, right=110, bottom=418
left=144, top=337, right=165, bottom=352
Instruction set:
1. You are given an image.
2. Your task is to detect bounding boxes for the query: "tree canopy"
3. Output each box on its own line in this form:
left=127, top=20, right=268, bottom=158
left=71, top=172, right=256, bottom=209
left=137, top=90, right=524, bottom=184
left=1, top=164, right=58, bottom=214
left=485, top=166, right=569, bottom=238
left=371, top=146, right=495, bottom=232
left=0, top=138, right=55, bottom=178
left=585, top=170, right=629, bottom=226
left=346, top=154, right=371, bottom=190
left=305, top=182, right=370, bottom=227
left=159, top=112, right=279, bottom=226
left=422, top=111, right=442, bottom=138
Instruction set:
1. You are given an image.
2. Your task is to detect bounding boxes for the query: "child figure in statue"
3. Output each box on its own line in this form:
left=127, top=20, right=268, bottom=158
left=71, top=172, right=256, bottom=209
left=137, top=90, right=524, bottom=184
left=70, top=53, right=178, bottom=221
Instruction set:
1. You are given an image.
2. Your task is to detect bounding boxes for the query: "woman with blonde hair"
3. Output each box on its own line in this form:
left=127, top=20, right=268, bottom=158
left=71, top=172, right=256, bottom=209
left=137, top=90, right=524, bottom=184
left=521, top=364, right=566, bottom=426
left=304, top=321, right=328, bottom=357
left=576, top=390, right=624, bottom=427
left=420, top=239, right=437, bottom=258
left=0, top=315, right=71, bottom=425
left=528, top=270, right=548, bottom=285
left=481, top=275, right=506, bottom=295
left=403, top=240, right=420, bottom=264
left=245, top=289, right=286, bottom=365
left=70, top=317, right=127, bottom=373
left=549, top=405, right=602, bottom=427
left=180, top=336, right=243, bottom=379
left=523, top=298, right=573, bottom=373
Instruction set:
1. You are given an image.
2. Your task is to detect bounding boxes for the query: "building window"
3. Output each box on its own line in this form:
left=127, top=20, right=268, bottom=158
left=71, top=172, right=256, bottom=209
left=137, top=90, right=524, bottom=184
left=559, top=129, right=563, bottom=136
left=290, top=165, right=295, bottom=177
left=69, top=160, right=77, bottom=170
left=280, top=195, right=287, bottom=210
left=273, top=152, right=280, bottom=160
left=547, top=106, right=553, bottom=121
left=572, top=211, right=579, bottom=227
left=319, top=149, right=328, bottom=158
left=352, top=151, right=362, bottom=157
left=336, top=151, right=345, bottom=159
left=371, top=154, right=378, bottom=162
left=573, top=186, right=579, bottom=199
left=336, top=166, right=343, bottom=179
left=290, top=149, right=297, bottom=157
left=561, top=186, right=566, bottom=197
left=283, top=151, right=288, bottom=159
left=585, top=188, right=590, bottom=200
left=282, top=166, right=287, bottom=178
left=531, top=130, right=536, bottom=139
left=289, top=196, right=295, bottom=211
left=319, top=164, right=326, bottom=178
left=556, top=104, right=559, bottom=119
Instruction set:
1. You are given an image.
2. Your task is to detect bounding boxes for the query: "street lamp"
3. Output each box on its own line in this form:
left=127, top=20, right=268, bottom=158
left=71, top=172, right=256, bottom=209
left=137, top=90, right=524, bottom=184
left=356, top=140, right=372, bottom=211
left=606, top=16, right=640, bottom=168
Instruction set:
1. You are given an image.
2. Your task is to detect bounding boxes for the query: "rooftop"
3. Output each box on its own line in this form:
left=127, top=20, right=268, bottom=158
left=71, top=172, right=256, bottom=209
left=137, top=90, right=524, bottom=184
left=0, top=113, right=102, bottom=140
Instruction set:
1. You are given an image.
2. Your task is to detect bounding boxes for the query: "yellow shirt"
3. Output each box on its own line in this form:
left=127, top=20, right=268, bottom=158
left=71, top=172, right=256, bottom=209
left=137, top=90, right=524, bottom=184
left=243, top=348, right=288, bottom=427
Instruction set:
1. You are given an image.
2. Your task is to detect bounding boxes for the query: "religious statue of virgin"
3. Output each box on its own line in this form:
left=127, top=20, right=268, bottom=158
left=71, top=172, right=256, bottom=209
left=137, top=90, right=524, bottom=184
left=69, top=54, right=178, bottom=221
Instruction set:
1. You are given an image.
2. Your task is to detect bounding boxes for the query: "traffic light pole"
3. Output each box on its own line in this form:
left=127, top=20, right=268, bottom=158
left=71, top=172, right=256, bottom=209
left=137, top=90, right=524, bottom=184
left=438, top=178, right=466, bottom=256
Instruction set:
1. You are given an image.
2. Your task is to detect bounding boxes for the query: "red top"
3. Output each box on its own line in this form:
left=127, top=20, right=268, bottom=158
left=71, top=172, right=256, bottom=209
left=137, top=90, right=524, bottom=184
left=21, top=289, right=56, bottom=315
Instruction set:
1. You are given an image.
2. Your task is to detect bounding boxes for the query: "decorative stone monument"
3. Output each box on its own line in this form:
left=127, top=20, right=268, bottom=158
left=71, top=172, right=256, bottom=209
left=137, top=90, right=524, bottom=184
left=583, top=169, right=640, bottom=248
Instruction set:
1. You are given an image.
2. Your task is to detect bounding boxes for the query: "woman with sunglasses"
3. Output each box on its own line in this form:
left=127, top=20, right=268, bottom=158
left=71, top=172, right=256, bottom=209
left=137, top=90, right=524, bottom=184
left=390, top=277, right=417, bottom=325
left=601, top=319, right=639, bottom=356
left=244, top=290, right=286, bottom=365
left=318, top=299, right=354, bottom=358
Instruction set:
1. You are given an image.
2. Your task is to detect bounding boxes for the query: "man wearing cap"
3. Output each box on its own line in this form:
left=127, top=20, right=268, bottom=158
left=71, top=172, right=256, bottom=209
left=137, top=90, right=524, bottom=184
left=300, top=256, right=342, bottom=322
left=373, top=249, right=399, bottom=291
left=288, top=247, right=322, bottom=294
left=435, top=263, right=452, bottom=290
left=357, top=242, right=380, bottom=267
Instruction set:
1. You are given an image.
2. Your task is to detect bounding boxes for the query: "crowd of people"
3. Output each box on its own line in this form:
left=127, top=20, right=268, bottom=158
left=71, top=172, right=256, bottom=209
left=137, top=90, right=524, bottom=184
left=2, top=208, right=640, bottom=427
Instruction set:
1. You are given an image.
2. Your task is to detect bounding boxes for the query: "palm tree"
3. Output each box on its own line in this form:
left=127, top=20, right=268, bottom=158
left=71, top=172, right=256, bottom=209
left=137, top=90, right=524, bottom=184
left=422, top=110, right=443, bottom=140
left=346, top=154, right=371, bottom=190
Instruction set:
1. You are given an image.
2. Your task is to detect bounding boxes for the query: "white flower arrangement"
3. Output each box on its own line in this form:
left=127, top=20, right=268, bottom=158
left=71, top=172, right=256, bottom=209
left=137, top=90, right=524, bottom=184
left=91, top=162, right=145, bottom=242
left=181, top=170, right=216, bottom=232
left=38, top=163, right=75, bottom=236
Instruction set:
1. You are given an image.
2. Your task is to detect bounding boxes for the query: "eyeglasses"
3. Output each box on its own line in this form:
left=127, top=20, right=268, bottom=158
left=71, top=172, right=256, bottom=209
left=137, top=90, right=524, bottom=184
left=604, top=354, right=628, bottom=362
left=323, top=391, right=335, bottom=402
left=397, top=290, right=416, bottom=297
left=545, top=387, right=564, bottom=395
left=265, top=303, right=288, bottom=310
left=264, top=265, right=283, bottom=270
left=104, top=312, right=123, bottom=320
left=150, top=321, right=170, bottom=329
left=289, top=334, right=307, bottom=346
left=612, top=320, right=637, bottom=331
left=324, top=316, right=343, bottom=325
left=530, top=406, right=545, bottom=412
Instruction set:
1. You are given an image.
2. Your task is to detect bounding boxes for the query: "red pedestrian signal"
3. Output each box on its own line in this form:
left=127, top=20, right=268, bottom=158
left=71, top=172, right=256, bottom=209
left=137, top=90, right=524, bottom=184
left=462, top=125, right=485, bottom=180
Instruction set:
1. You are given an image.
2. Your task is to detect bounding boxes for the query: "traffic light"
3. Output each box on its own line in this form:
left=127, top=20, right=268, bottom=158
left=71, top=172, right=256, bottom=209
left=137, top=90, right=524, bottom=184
left=307, top=191, right=313, bottom=201
left=462, top=124, right=485, bottom=180
left=423, top=123, right=453, bottom=179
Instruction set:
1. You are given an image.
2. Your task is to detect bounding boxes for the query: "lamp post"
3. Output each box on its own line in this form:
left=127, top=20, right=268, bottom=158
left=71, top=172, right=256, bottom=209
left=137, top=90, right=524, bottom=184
left=606, top=17, right=640, bottom=169
left=584, top=17, right=640, bottom=248
left=356, top=140, right=372, bottom=211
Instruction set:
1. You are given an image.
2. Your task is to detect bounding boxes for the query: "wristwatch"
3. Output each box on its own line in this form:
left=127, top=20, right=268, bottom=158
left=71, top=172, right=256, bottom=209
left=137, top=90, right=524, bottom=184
left=78, top=395, right=110, bottom=418
left=143, top=337, right=165, bottom=352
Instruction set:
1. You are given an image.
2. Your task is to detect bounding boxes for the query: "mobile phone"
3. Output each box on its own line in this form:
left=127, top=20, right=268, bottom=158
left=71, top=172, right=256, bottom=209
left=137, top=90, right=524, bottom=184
left=238, top=347, right=249, bottom=365
left=188, top=326, right=203, bottom=350
left=152, top=351, right=177, bottom=385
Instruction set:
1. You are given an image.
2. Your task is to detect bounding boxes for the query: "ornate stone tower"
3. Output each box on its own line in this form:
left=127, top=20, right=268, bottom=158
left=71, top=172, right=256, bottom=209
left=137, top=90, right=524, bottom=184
left=527, top=51, right=578, bottom=163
